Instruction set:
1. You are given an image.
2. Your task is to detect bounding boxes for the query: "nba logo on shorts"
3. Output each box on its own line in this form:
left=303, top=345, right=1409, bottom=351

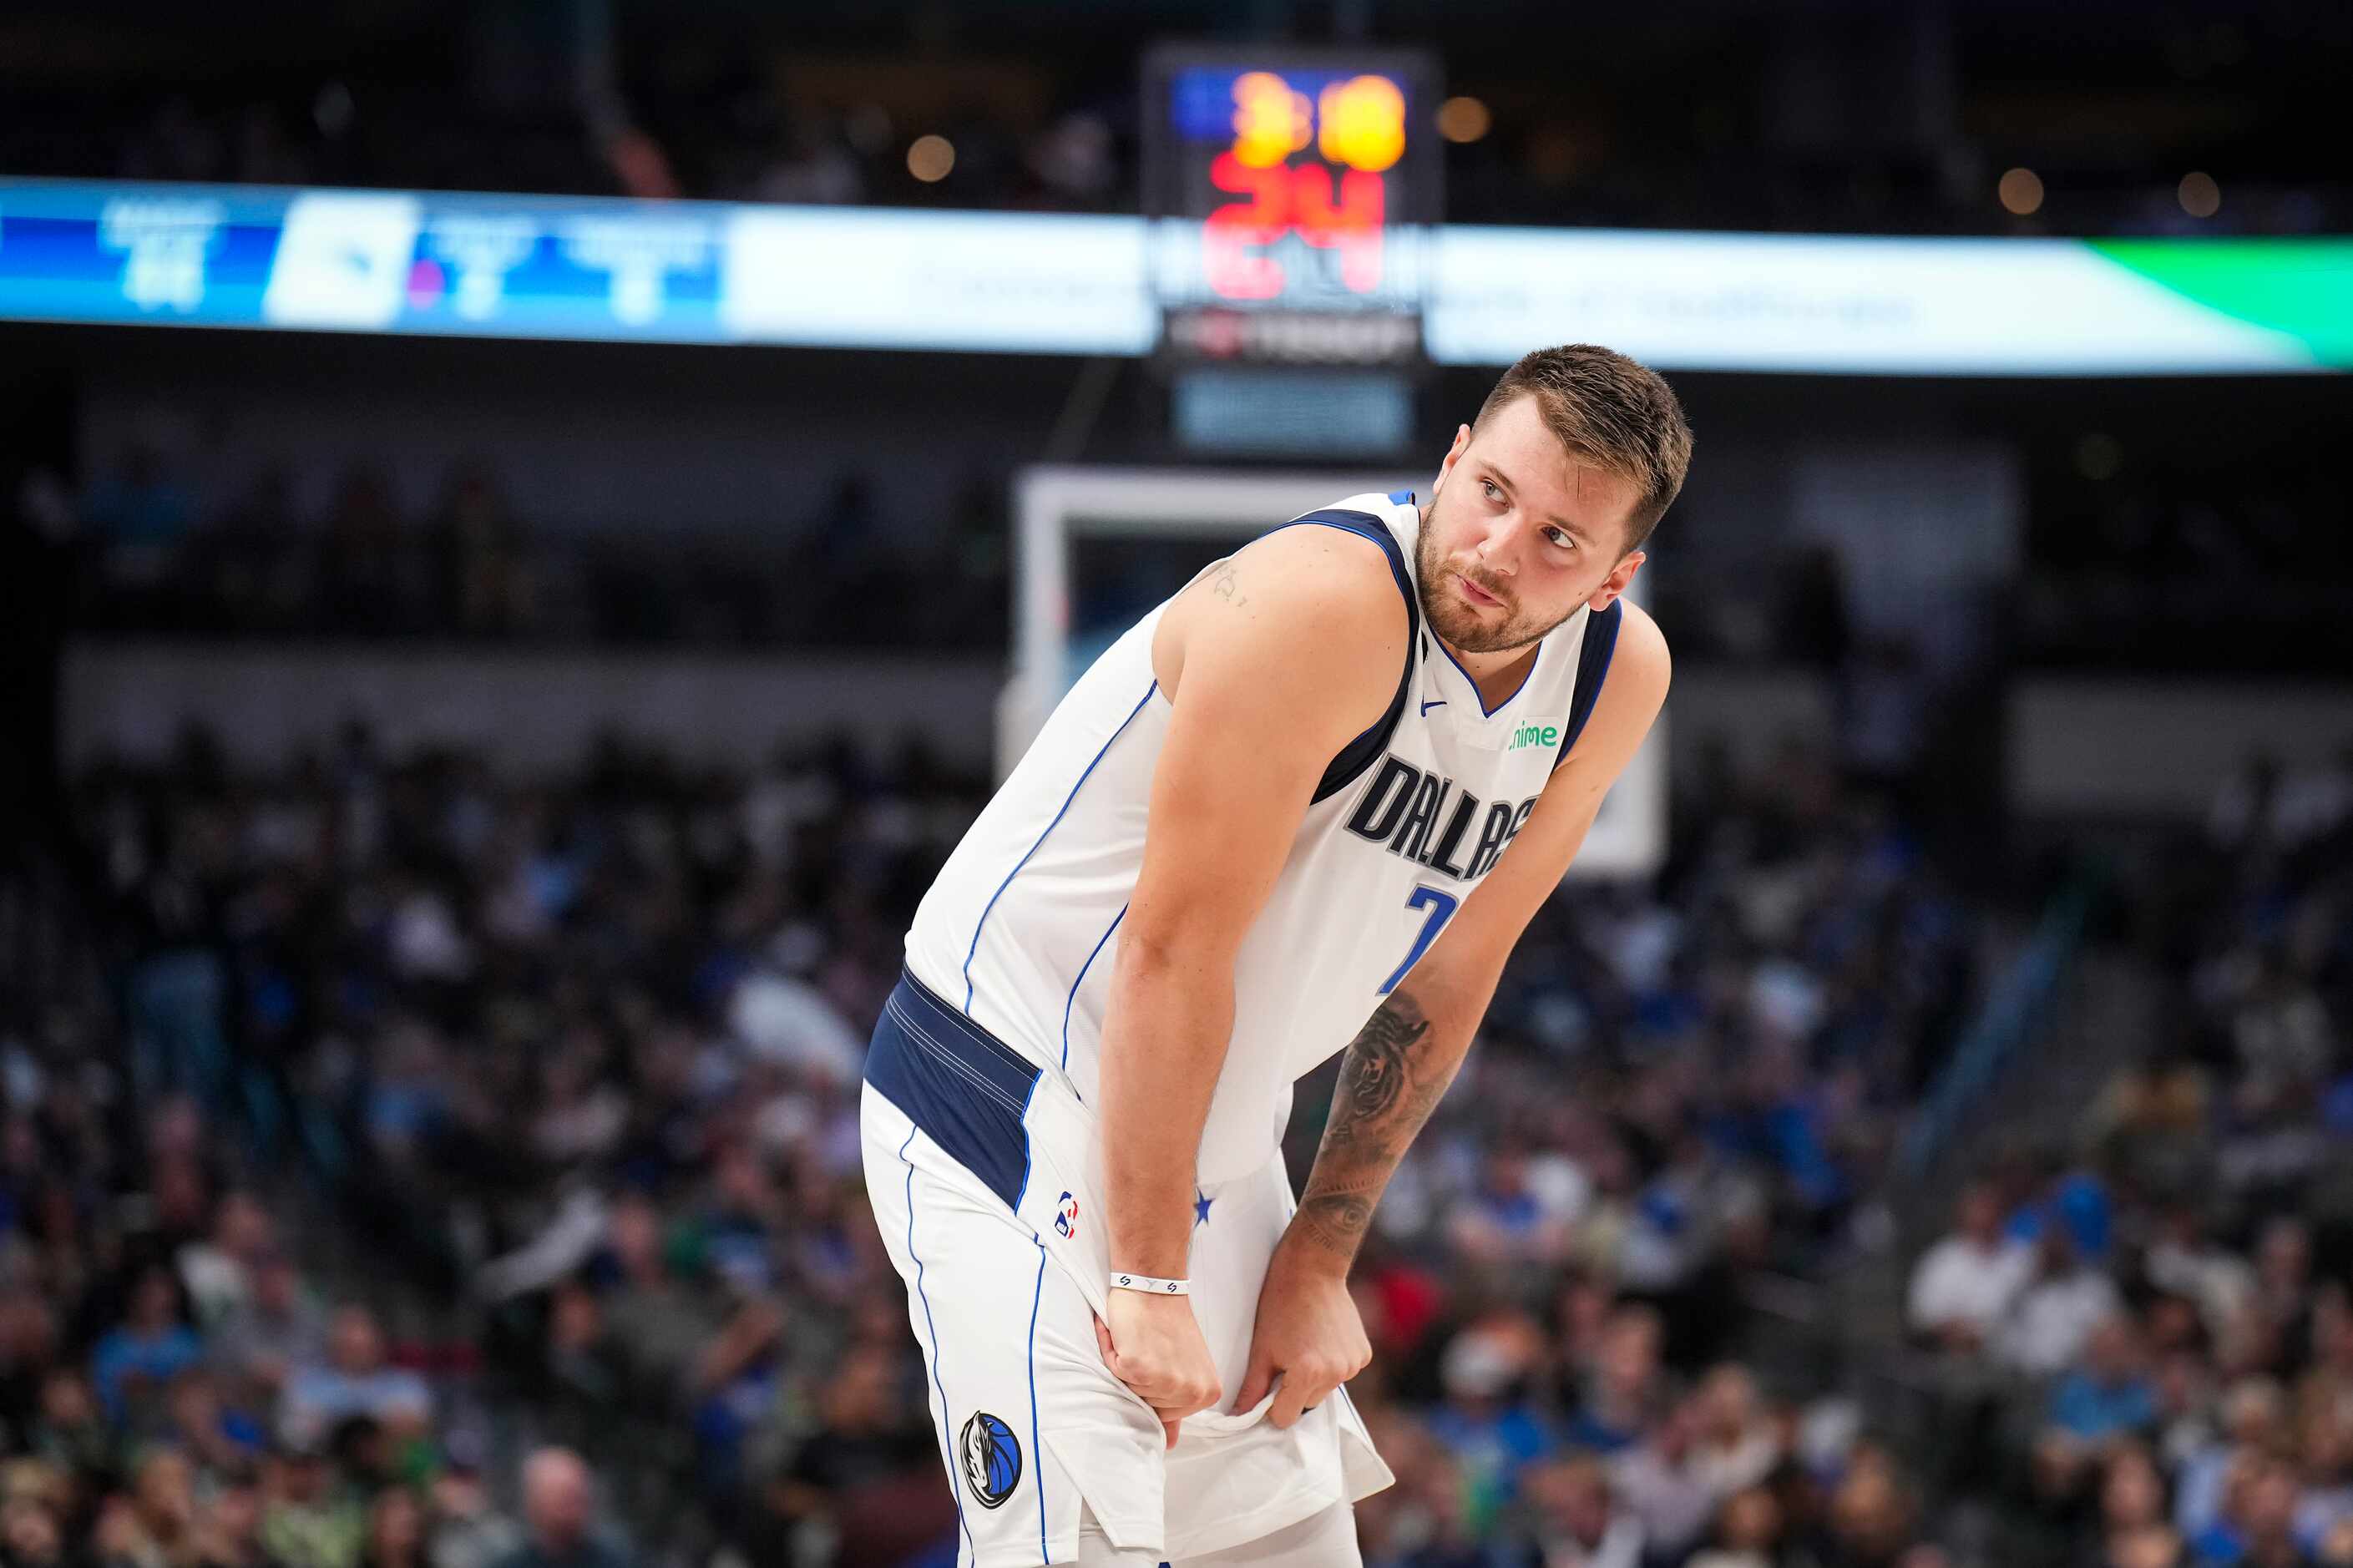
left=1055, top=1191, right=1079, bottom=1239
left=960, top=1411, right=1022, bottom=1509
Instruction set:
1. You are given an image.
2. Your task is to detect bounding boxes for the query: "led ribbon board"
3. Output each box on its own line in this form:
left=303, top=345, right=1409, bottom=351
left=2, top=179, right=2345, bottom=374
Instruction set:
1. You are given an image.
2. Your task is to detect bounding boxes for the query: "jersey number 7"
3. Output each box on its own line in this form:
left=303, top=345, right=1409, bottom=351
left=1377, top=885, right=1459, bottom=996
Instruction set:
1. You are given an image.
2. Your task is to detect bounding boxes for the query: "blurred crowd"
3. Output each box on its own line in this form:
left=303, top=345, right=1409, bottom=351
left=3, top=11, right=2347, bottom=240
left=5, top=699, right=2344, bottom=1568
left=40, top=451, right=1005, bottom=651
left=6, top=716, right=1981, bottom=1568
left=1880, top=752, right=2353, bottom=1568
left=2020, top=462, right=2353, bottom=677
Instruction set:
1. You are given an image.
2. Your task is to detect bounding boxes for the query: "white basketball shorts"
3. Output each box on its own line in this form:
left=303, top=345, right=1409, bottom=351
left=860, top=970, right=1394, bottom=1566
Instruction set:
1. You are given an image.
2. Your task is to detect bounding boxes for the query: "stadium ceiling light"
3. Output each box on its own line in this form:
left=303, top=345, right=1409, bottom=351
left=1998, top=167, right=2044, bottom=216
left=1436, top=96, right=1491, bottom=144
left=2178, top=171, right=2221, bottom=218
left=908, top=134, right=956, bottom=183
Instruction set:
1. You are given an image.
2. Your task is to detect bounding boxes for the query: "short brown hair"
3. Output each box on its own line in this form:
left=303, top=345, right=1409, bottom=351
left=1473, top=344, right=1693, bottom=553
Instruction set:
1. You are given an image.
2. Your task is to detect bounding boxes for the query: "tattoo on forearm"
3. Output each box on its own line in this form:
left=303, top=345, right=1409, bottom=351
left=1295, top=988, right=1459, bottom=1261
left=1208, top=560, right=1247, bottom=606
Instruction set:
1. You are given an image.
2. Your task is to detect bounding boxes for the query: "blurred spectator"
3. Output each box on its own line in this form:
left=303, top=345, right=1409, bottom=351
left=122, top=1449, right=203, bottom=1568
left=1425, top=1316, right=1559, bottom=1532
left=1563, top=1308, right=1664, bottom=1456
left=164, top=1368, right=265, bottom=1486
left=258, top=1437, right=362, bottom=1568
left=2146, top=1203, right=2258, bottom=1344
left=26, top=1368, right=115, bottom=1480
left=212, top=1255, right=331, bottom=1405
left=423, top=1441, right=520, bottom=1568
left=759, top=1343, right=947, bottom=1566
left=1819, top=1449, right=1921, bottom=1567
left=1907, top=1183, right=2033, bottom=1353
left=2001, top=1227, right=2127, bottom=1378
left=277, top=1309, right=430, bottom=1453
left=1608, top=1399, right=1717, bottom=1563
left=180, top=1192, right=277, bottom=1330
left=493, top=1449, right=620, bottom=1568
left=1448, top=1142, right=1577, bottom=1269
left=359, top=1490, right=428, bottom=1568
left=2047, top=1317, right=2159, bottom=1449
left=1359, top=1414, right=1485, bottom=1568
left=1513, top=1454, right=1644, bottom=1568
left=1689, top=1366, right=1784, bottom=1500
left=188, top=1477, right=275, bottom=1568
left=90, top=1266, right=203, bottom=1428
left=1686, top=1485, right=1789, bottom=1568
left=595, top=1196, right=724, bottom=1414
left=2099, top=1447, right=2175, bottom=1561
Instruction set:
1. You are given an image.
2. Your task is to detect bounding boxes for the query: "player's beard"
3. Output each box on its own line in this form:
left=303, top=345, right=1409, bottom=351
left=1414, top=502, right=1583, bottom=655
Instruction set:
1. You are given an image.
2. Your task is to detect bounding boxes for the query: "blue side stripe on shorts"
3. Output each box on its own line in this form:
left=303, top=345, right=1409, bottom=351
left=868, top=970, right=1042, bottom=1211
left=1062, top=903, right=1126, bottom=1075
left=1014, top=1070, right=1040, bottom=1210
left=963, top=681, right=1158, bottom=1013
left=900, top=1126, right=974, bottom=1561
left=1027, top=1238, right=1048, bottom=1565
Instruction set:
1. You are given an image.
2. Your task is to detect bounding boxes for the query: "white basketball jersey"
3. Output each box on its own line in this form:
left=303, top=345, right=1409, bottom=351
left=904, top=492, right=1621, bottom=1184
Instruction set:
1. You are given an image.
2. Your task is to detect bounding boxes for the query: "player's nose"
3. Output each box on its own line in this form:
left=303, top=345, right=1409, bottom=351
left=1475, top=512, right=1526, bottom=576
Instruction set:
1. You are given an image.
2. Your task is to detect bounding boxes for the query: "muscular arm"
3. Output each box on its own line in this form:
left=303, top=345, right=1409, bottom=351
left=1293, top=984, right=1467, bottom=1259
left=1099, top=532, right=1405, bottom=1280
left=1089, top=527, right=1405, bottom=1444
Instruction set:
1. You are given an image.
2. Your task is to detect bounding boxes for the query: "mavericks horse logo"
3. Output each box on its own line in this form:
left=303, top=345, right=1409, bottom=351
left=960, top=1411, right=1021, bottom=1509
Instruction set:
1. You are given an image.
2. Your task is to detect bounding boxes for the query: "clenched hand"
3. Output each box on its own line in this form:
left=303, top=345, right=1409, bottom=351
left=1232, top=1233, right=1371, bottom=1429
left=1096, top=1288, right=1222, bottom=1449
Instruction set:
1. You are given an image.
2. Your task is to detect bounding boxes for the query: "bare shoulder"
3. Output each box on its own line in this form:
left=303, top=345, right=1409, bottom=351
left=1607, top=598, right=1672, bottom=706
left=1154, top=522, right=1409, bottom=709
left=1217, top=520, right=1405, bottom=621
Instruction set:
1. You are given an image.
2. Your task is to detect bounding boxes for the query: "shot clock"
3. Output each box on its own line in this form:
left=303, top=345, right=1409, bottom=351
left=1145, top=46, right=1438, bottom=375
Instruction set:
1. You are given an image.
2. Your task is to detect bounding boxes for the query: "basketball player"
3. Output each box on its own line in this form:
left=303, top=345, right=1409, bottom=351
left=862, top=345, right=1691, bottom=1566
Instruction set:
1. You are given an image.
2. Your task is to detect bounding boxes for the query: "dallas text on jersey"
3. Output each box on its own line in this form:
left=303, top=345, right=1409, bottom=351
left=1343, top=756, right=1539, bottom=882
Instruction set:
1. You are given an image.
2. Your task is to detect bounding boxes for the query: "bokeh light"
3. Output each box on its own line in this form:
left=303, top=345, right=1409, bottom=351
left=1436, top=95, right=1492, bottom=144
left=2178, top=170, right=2221, bottom=218
left=907, top=134, right=955, bottom=183
left=1998, top=167, right=2044, bottom=216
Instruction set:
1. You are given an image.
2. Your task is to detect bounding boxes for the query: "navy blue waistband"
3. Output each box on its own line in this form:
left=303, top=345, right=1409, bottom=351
left=865, top=969, right=1041, bottom=1211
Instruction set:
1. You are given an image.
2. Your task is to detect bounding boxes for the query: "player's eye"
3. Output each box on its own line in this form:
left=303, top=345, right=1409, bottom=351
left=1546, top=527, right=1576, bottom=550
left=1480, top=478, right=1502, bottom=503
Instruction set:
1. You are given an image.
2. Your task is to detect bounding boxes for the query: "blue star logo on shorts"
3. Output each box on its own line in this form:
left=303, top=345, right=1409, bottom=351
left=1194, top=1188, right=1212, bottom=1227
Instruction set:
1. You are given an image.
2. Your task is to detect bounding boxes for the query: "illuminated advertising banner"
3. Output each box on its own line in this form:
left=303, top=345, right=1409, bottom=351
left=1, top=178, right=2345, bottom=374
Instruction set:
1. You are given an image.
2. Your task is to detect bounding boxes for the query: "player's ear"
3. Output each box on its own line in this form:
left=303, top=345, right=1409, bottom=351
left=1587, top=550, right=1644, bottom=611
left=1433, top=423, right=1473, bottom=490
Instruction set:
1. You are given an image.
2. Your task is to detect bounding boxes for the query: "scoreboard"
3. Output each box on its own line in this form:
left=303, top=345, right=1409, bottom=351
left=1144, top=46, right=1437, bottom=372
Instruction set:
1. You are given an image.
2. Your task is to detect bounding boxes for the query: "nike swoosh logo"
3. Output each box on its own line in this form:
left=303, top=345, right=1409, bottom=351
left=1420, top=699, right=1447, bottom=716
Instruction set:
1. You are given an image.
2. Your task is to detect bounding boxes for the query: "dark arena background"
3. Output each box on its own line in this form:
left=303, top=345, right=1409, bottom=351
left=4, top=3, right=2351, bottom=1566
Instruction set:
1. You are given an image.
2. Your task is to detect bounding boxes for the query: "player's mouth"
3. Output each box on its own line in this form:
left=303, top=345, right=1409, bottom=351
left=1455, top=572, right=1506, bottom=610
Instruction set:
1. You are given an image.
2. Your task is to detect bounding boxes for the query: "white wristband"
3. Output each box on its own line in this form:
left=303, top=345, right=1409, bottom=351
left=1109, top=1272, right=1189, bottom=1297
